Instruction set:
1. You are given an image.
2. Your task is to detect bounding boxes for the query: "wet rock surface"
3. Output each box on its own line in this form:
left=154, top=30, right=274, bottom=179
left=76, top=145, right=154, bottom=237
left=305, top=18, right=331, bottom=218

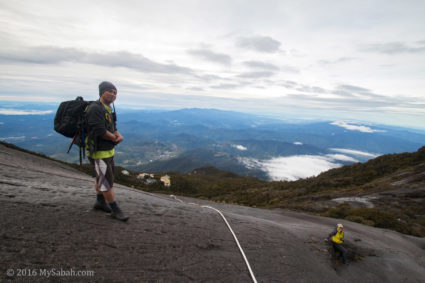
left=1, top=143, right=425, bottom=282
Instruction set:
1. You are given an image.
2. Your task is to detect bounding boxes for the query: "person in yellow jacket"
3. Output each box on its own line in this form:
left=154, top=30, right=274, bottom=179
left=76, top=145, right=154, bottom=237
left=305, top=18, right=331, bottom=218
left=326, top=223, right=347, bottom=264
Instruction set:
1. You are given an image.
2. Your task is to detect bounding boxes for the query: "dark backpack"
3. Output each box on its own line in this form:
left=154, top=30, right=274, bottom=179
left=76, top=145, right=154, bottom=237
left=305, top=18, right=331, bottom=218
left=54, top=96, right=92, bottom=164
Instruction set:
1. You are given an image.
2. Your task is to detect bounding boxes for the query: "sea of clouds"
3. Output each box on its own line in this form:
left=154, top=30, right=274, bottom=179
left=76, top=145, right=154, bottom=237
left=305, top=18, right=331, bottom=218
left=238, top=148, right=380, bottom=181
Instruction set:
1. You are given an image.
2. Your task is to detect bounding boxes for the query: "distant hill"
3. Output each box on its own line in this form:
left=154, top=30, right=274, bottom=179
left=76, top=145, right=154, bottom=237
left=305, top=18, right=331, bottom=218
left=1, top=107, right=425, bottom=180
left=118, top=108, right=275, bottom=129
left=135, top=148, right=269, bottom=179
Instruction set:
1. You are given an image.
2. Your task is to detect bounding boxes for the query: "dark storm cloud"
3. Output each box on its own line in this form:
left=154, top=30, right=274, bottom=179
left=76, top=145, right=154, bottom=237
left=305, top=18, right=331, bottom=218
left=236, top=36, right=282, bottom=53
left=187, top=48, right=232, bottom=65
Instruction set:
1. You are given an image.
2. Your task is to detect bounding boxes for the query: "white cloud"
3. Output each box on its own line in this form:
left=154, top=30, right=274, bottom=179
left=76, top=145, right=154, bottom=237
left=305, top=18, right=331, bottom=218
left=238, top=149, right=379, bottom=181
left=330, top=148, right=379, bottom=158
left=361, top=41, right=425, bottom=54
left=0, top=47, right=193, bottom=74
left=330, top=121, right=386, bottom=133
left=0, top=109, right=53, bottom=115
left=238, top=156, right=262, bottom=169
left=188, top=49, right=232, bottom=65
left=326, top=154, right=359, bottom=163
left=1, top=1, right=425, bottom=129
left=236, top=36, right=282, bottom=53
left=239, top=155, right=342, bottom=181
left=243, top=61, right=279, bottom=71
left=233, top=144, right=247, bottom=151
left=293, top=141, right=303, bottom=145
left=237, top=71, right=275, bottom=79
left=261, top=155, right=341, bottom=181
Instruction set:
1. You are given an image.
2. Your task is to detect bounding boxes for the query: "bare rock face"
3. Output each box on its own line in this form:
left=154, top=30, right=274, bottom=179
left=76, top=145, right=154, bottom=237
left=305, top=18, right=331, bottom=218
left=1, top=143, right=424, bottom=282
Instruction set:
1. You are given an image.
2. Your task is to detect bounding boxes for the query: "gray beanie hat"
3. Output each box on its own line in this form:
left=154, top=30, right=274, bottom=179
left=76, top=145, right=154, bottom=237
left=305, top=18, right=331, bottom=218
left=99, top=81, right=117, bottom=96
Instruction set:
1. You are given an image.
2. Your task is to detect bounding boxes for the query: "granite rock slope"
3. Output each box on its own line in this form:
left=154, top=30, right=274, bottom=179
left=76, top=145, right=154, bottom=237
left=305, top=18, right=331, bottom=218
left=1, top=143, right=424, bottom=282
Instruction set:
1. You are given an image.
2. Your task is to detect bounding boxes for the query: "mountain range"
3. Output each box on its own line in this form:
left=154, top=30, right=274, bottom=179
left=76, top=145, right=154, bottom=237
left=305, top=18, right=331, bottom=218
left=1, top=103, right=424, bottom=180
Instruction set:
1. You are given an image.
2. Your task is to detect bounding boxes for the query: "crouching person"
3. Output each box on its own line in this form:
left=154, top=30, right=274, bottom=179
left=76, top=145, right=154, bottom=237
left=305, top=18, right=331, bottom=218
left=326, top=223, right=347, bottom=264
left=86, top=81, right=129, bottom=222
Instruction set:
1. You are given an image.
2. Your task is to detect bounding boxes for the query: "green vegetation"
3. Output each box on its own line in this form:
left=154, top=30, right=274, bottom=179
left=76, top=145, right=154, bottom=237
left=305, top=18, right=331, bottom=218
left=322, top=204, right=425, bottom=236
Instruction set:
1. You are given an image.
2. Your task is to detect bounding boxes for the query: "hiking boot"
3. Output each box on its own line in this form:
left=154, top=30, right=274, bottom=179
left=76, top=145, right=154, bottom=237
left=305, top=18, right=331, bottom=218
left=94, top=200, right=112, bottom=213
left=111, top=207, right=129, bottom=222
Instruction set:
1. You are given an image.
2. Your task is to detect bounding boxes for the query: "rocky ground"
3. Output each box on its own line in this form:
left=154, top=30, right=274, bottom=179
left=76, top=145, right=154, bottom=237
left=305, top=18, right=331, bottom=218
left=1, top=143, right=425, bottom=282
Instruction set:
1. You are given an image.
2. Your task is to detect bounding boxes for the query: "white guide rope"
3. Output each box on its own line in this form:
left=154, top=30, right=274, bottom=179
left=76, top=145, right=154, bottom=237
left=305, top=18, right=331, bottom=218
left=170, top=195, right=258, bottom=283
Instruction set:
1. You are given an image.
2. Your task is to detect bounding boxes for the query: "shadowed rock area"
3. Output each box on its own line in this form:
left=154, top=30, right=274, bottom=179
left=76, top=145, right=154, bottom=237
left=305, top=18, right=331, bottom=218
left=1, top=143, right=425, bottom=282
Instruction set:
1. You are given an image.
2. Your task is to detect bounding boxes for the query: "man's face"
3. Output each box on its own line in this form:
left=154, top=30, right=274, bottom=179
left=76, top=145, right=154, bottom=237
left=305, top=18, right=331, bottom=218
left=102, top=89, right=117, bottom=104
left=338, top=227, right=343, bottom=232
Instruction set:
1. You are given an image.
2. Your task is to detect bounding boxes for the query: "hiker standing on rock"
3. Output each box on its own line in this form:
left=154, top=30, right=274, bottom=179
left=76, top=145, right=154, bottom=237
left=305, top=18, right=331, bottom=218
left=86, top=81, right=129, bottom=221
left=326, top=223, right=347, bottom=264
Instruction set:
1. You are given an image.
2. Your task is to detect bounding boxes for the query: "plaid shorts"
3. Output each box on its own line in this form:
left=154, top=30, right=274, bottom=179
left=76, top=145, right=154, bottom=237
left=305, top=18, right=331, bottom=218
left=89, top=157, right=115, bottom=192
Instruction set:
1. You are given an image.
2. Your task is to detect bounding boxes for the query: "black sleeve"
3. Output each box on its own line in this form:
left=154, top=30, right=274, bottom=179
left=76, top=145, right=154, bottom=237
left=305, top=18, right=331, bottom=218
left=87, top=103, right=106, bottom=138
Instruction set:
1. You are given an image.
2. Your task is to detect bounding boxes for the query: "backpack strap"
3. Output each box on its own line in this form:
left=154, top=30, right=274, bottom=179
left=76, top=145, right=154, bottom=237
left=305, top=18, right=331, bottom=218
left=79, top=145, right=83, bottom=166
left=112, top=103, right=117, bottom=120
left=67, top=134, right=77, bottom=154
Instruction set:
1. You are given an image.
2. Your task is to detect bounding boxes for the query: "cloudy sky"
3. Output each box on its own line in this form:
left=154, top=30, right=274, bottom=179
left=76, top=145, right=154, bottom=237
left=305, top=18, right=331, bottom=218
left=1, top=0, right=424, bottom=128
